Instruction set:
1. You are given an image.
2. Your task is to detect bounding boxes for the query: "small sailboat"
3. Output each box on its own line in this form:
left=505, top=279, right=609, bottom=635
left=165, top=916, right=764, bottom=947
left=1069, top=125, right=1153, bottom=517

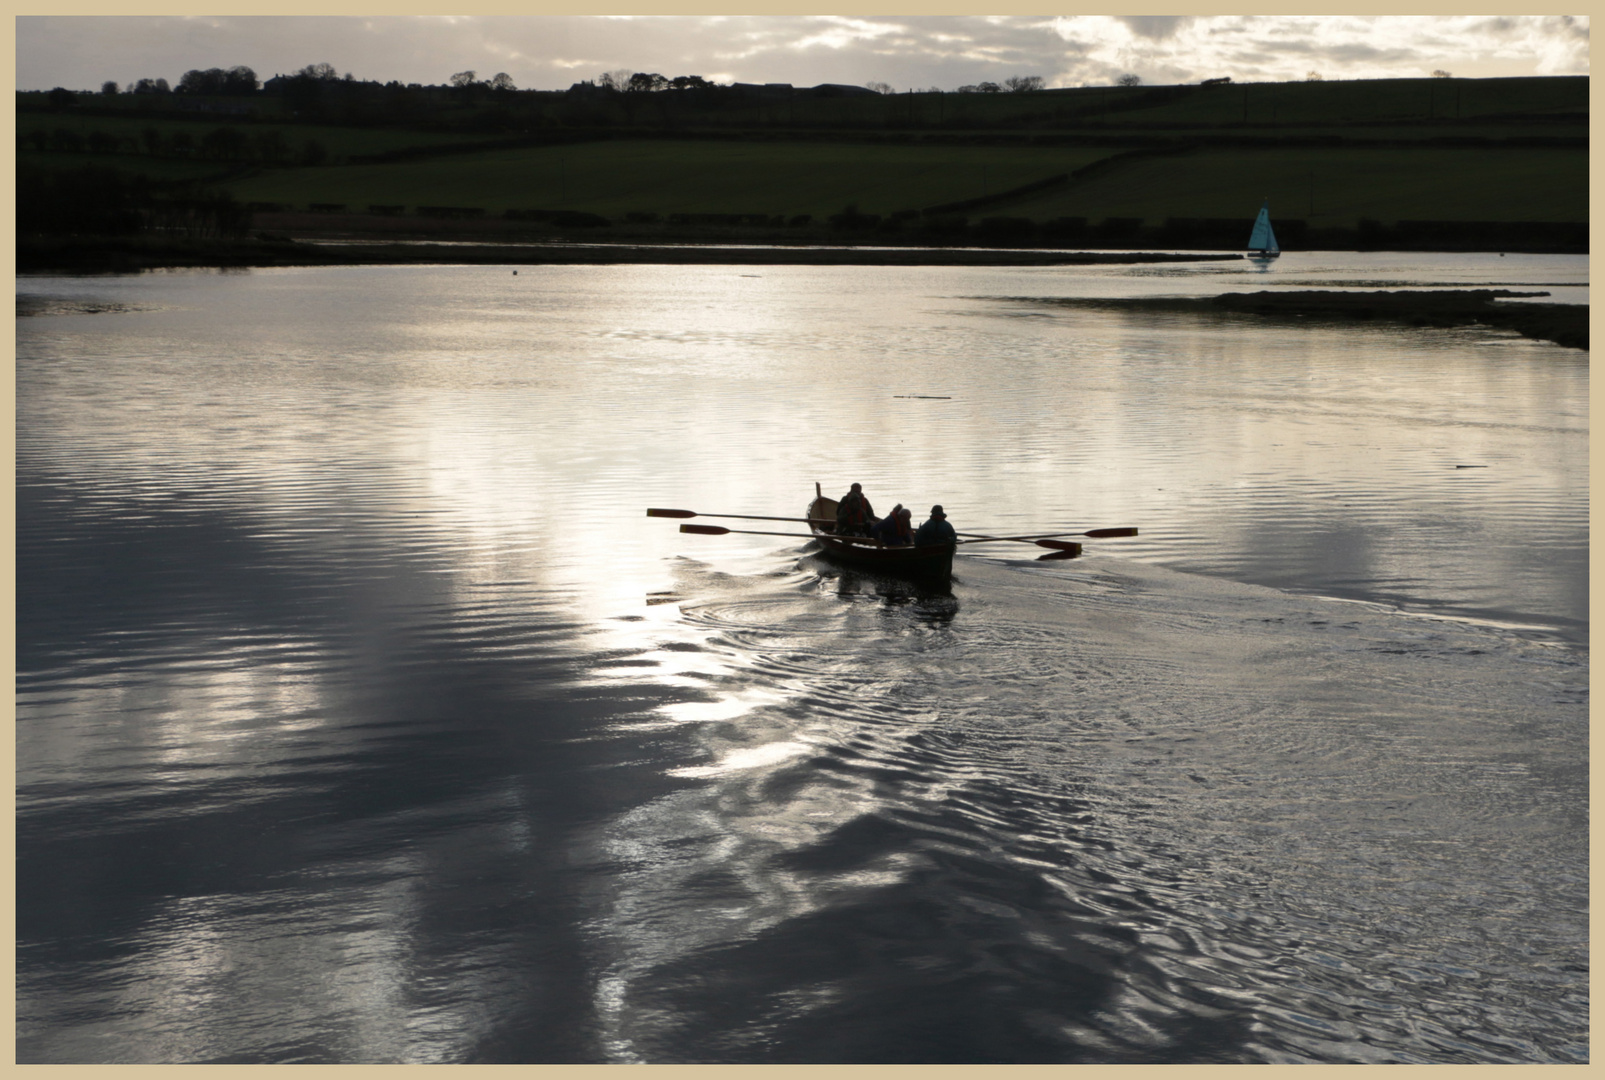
left=1247, top=198, right=1280, bottom=259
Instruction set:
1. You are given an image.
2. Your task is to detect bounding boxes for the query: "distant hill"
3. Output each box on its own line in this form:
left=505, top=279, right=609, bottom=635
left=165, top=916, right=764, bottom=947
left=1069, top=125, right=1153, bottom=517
left=16, top=75, right=1587, bottom=254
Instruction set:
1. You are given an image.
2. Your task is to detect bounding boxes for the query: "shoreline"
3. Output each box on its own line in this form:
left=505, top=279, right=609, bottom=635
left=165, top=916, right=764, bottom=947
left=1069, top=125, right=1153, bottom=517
left=17, top=235, right=1245, bottom=273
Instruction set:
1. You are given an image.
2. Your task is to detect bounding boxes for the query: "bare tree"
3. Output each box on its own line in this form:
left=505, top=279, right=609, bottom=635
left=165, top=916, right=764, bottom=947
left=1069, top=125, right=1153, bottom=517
left=1004, top=75, right=1044, bottom=92
left=450, top=70, right=478, bottom=88
left=1432, top=69, right=1452, bottom=78
left=101, top=81, right=118, bottom=95
left=599, top=69, right=633, bottom=92
left=866, top=81, right=895, bottom=95
left=1306, top=70, right=1323, bottom=81
left=490, top=72, right=516, bottom=91
left=298, top=62, right=339, bottom=81
left=1117, top=73, right=1141, bottom=87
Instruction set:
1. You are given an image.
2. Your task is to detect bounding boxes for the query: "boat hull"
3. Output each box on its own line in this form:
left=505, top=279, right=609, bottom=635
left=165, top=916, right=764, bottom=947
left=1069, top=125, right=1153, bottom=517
left=807, top=495, right=956, bottom=578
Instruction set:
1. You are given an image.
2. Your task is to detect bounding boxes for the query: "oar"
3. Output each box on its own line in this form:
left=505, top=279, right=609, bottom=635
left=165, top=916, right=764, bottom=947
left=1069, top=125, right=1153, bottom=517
left=955, top=535, right=1083, bottom=551
left=677, top=523, right=901, bottom=549
left=955, top=527, right=1137, bottom=544
left=678, top=523, right=814, bottom=539
left=648, top=507, right=828, bottom=526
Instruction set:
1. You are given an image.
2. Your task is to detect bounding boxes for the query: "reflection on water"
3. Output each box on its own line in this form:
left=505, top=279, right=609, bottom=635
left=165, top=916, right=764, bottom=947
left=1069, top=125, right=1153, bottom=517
left=801, top=554, right=960, bottom=617
left=16, top=258, right=1587, bottom=1063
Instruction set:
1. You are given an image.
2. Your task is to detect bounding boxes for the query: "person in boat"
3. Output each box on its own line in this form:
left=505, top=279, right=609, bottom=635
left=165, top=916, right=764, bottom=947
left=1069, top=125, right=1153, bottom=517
left=872, top=505, right=914, bottom=546
left=914, top=504, right=957, bottom=547
left=835, top=483, right=876, bottom=536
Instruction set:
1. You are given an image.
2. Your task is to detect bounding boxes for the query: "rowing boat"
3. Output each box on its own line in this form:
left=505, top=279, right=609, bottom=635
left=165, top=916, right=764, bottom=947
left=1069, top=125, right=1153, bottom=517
left=805, top=483, right=956, bottom=578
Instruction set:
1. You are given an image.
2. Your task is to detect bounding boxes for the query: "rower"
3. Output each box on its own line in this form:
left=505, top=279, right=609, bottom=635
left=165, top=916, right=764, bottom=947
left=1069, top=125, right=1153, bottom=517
left=873, top=505, right=914, bottom=546
left=835, top=482, right=876, bottom=536
left=914, top=504, right=957, bottom=546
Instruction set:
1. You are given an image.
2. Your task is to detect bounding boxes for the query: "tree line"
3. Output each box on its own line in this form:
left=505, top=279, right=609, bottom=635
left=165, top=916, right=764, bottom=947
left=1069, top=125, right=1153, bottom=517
left=67, top=61, right=1061, bottom=101
left=97, top=65, right=263, bottom=97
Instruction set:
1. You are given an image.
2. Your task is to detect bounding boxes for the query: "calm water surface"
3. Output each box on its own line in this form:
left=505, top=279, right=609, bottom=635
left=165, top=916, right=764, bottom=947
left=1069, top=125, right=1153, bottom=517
left=17, top=255, right=1587, bottom=1063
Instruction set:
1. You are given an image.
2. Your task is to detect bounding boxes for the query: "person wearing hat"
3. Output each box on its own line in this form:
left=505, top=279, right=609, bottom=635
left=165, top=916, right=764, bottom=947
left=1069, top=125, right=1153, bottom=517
left=914, top=504, right=956, bottom=546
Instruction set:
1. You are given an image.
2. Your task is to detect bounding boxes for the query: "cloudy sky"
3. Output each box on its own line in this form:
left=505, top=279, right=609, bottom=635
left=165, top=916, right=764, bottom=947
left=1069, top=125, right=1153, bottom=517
left=16, top=15, right=1589, bottom=94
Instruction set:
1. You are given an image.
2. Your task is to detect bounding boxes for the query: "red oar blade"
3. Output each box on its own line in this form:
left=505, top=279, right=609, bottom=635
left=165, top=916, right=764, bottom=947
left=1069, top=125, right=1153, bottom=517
left=647, top=508, right=697, bottom=518
left=1083, top=527, right=1138, bottom=538
left=679, top=523, right=730, bottom=534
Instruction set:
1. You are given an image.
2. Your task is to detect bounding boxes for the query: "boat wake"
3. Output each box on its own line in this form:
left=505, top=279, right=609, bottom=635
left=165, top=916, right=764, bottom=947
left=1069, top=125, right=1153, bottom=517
left=583, top=553, right=1587, bottom=1063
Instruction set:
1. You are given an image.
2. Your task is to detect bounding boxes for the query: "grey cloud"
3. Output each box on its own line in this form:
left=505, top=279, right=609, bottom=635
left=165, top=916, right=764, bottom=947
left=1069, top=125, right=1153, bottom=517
left=1115, top=16, right=1195, bottom=41
left=14, top=14, right=1590, bottom=93
left=1474, top=17, right=1522, bottom=35
left=1550, top=15, right=1590, bottom=39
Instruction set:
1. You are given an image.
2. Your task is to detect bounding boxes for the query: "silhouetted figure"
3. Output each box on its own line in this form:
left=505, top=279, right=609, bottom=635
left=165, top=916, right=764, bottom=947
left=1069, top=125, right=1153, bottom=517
left=873, top=505, right=914, bottom=546
left=835, top=483, right=876, bottom=536
left=914, top=504, right=957, bottom=546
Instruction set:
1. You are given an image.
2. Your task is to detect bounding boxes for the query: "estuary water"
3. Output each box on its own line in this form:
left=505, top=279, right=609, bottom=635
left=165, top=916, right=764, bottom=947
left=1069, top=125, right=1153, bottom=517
left=16, top=253, right=1588, bottom=1063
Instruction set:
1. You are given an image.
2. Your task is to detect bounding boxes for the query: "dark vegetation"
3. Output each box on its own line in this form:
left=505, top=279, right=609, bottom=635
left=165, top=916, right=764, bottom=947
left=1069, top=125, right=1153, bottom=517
left=17, top=69, right=1588, bottom=270
left=1035, top=290, right=1588, bottom=351
left=1209, top=289, right=1588, bottom=351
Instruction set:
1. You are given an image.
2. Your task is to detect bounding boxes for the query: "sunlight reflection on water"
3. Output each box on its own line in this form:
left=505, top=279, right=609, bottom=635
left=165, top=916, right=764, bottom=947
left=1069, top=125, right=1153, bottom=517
left=16, top=257, right=1587, bottom=1064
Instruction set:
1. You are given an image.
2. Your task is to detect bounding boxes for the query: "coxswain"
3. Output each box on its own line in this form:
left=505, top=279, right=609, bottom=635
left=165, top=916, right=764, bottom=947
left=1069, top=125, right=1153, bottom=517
left=914, top=504, right=957, bottom=546
left=835, top=483, right=876, bottom=536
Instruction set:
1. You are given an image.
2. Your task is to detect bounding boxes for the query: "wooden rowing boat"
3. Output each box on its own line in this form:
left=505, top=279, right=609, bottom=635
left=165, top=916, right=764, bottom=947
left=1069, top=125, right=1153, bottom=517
left=805, top=482, right=956, bottom=578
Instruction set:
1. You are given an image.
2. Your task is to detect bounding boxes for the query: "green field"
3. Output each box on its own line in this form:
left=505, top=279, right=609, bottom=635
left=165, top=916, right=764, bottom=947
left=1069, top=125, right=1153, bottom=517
left=223, top=141, right=1114, bottom=218
left=693, top=76, right=1586, bottom=136
left=208, top=138, right=1584, bottom=228
left=1006, top=146, right=1587, bottom=227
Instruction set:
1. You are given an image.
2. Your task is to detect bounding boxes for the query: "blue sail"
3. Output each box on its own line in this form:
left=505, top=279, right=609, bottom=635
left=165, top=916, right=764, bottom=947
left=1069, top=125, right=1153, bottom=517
left=1247, top=200, right=1279, bottom=255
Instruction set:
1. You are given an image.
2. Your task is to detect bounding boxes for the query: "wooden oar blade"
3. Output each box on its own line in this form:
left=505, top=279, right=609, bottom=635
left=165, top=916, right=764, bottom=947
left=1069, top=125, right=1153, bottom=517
left=679, top=523, right=730, bottom=534
left=647, top=508, right=696, bottom=518
left=1034, top=539, right=1084, bottom=552
left=1084, top=527, right=1138, bottom=538
left=1037, top=548, right=1081, bottom=561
